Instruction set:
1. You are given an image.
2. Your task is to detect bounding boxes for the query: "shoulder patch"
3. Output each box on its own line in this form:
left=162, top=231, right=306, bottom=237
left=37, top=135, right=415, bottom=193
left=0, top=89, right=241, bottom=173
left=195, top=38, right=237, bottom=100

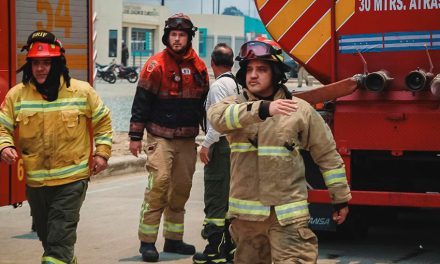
left=147, top=60, right=158, bottom=72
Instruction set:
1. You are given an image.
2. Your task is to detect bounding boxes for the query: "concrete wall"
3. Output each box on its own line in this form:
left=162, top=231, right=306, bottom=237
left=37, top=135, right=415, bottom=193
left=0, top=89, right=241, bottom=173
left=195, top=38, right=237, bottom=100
left=244, top=15, right=270, bottom=41
left=94, top=0, right=123, bottom=65
left=189, top=14, right=244, bottom=68
left=122, top=3, right=170, bottom=67
left=94, top=2, right=248, bottom=70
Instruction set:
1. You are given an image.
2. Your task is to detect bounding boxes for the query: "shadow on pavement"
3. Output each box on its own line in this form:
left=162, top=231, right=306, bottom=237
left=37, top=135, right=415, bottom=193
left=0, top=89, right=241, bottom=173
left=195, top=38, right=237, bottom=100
left=119, top=252, right=191, bottom=262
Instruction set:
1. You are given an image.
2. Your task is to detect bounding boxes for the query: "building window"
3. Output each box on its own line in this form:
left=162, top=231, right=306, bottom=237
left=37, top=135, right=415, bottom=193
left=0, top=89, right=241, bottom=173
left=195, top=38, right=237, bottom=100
left=131, top=28, right=153, bottom=56
left=122, top=27, right=128, bottom=45
left=109, top=30, right=118, bottom=57
left=199, top=28, right=207, bottom=57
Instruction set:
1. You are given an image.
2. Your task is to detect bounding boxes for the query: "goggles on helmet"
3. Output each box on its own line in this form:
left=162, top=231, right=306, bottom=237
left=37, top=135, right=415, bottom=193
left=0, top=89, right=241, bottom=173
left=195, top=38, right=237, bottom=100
left=237, top=40, right=282, bottom=61
left=166, top=17, right=195, bottom=30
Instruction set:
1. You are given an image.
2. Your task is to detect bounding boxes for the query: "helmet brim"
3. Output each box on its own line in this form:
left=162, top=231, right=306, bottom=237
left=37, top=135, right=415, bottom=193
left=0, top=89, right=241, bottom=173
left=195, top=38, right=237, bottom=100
left=27, top=42, right=61, bottom=58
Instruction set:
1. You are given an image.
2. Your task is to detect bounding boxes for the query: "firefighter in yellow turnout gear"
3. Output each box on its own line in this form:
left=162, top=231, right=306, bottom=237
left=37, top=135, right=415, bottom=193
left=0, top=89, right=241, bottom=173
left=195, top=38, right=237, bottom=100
left=0, top=30, right=112, bottom=264
left=207, top=40, right=352, bottom=263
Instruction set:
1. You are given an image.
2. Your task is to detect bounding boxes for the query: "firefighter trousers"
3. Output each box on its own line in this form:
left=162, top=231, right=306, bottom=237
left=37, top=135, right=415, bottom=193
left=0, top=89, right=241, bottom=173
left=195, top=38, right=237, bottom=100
left=26, top=179, right=88, bottom=264
left=139, top=132, right=197, bottom=243
left=203, top=136, right=230, bottom=231
left=230, top=209, right=318, bottom=264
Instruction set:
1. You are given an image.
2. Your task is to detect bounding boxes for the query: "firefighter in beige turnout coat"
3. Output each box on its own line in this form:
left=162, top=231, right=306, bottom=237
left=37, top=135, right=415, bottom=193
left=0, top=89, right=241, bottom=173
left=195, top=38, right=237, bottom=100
left=208, top=40, right=352, bottom=263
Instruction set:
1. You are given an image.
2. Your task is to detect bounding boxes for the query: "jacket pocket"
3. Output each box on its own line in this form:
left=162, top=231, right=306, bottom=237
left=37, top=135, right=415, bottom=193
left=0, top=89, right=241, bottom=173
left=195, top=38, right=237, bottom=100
left=61, top=109, right=81, bottom=139
left=16, top=111, right=42, bottom=139
left=144, top=141, right=158, bottom=171
left=298, top=227, right=318, bottom=243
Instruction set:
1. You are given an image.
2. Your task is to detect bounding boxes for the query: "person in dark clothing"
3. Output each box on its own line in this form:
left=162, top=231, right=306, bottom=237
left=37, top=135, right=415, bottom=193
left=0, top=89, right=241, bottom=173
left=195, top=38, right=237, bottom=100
left=193, top=43, right=240, bottom=264
left=122, top=43, right=129, bottom=66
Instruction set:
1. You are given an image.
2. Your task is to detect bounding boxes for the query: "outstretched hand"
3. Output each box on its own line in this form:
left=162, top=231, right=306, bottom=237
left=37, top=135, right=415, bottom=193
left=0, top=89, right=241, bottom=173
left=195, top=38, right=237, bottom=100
left=269, top=99, right=299, bottom=116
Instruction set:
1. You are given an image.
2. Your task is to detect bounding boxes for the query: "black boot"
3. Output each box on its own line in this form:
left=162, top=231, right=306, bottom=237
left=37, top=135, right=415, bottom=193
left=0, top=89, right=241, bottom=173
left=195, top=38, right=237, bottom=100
left=163, top=239, right=195, bottom=255
left=193, top=231, right=227, bottom=264
left=139, top=242, right=159, bottom=262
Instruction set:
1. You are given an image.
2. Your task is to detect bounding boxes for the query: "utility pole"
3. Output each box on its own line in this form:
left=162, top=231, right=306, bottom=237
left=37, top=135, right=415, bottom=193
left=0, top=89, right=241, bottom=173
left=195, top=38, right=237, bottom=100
left=212, top=0, right=215, bottom=14
left=217, top=0, right=220, bottom=14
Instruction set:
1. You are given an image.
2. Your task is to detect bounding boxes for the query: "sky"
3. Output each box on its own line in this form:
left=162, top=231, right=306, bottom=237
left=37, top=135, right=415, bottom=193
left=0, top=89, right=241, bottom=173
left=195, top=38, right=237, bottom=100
left=123, top=0, right=259, bottom=18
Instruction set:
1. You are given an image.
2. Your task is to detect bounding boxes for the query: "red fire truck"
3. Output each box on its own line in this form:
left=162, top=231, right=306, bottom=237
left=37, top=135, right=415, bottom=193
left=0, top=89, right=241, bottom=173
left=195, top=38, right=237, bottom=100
left=0, top=0, right=93, bottom=207
left=255, top=0, right=440, bottom=235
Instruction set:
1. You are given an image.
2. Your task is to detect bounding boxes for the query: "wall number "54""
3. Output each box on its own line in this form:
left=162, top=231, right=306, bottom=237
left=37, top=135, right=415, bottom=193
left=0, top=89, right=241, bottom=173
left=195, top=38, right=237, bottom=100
left=36, top=0, right=73, bottom=38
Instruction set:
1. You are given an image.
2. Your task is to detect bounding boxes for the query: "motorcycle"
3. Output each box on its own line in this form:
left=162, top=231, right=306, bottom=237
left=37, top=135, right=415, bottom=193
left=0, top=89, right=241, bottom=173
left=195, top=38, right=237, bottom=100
left=96, top=62, right=117, bottom=84
left=114, top=64, right=139, bottom=83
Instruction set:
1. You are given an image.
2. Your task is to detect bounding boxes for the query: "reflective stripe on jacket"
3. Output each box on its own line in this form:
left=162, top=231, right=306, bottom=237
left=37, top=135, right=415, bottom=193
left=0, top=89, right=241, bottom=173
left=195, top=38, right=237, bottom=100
left=0, top=78, right=112, bottom=187
left=207, top=88, right=351, bottom=225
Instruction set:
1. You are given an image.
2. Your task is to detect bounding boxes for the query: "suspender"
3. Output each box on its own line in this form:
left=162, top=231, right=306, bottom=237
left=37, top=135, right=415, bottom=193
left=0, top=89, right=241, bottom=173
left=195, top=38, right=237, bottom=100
left=218, top=72, right=240, bottom=94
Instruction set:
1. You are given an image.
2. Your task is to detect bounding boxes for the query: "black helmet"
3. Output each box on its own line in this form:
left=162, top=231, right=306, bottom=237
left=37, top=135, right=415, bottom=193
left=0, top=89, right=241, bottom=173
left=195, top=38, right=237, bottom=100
left=162, top=13, right=198, bottom=46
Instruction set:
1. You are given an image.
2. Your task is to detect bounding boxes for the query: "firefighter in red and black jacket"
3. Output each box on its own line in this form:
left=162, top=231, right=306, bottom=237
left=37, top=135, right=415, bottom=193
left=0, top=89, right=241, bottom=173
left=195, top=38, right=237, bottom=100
left=129, top=13, right=209, bottom=262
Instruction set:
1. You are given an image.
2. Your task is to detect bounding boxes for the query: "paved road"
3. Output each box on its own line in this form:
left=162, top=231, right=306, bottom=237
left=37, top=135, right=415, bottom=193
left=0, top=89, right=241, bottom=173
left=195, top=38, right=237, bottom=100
left=0, top=165, right=204, bottom=264
left=1, top=161, right=439, bottom=263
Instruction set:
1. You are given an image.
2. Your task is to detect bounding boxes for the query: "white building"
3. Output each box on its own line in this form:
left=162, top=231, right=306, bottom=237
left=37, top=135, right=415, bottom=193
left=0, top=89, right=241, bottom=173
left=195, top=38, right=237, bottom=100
left=93, top=0, right=124, bottom=65
left=94, top=0, right=246, bottom=68
left=122, top=3, right=170, bottom=67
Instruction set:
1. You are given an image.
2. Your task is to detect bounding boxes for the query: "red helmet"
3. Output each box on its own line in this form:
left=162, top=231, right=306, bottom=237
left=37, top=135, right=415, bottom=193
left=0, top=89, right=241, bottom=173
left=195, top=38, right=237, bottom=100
left=27, top=42, right=62, bottom=58
left=235, top=40, right=291, bottom=86
left=236, top=40, right=289, bottom=70
left=22, top=30, right=64, bottom=58
left=254, top=36, right=282, bottom=50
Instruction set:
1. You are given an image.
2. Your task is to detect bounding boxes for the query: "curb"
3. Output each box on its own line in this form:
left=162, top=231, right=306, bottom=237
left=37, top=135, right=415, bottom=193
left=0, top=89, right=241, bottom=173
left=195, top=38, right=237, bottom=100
left=97, top=136, right=206, bottom=178
left=95, top=154, right=147, bottom=178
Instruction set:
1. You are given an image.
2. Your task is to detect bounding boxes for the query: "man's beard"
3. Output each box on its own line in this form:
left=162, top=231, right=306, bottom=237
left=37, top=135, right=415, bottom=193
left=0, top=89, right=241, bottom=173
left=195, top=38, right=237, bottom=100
left=171, top=43, right=188, bottom=54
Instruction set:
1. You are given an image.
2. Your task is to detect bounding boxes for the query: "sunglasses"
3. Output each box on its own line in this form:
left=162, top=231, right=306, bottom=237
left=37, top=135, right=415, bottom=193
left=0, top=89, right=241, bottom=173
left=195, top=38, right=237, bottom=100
left=237, top=41, right=282, bottom=61
left=166, top=17, right=194, bottom=30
